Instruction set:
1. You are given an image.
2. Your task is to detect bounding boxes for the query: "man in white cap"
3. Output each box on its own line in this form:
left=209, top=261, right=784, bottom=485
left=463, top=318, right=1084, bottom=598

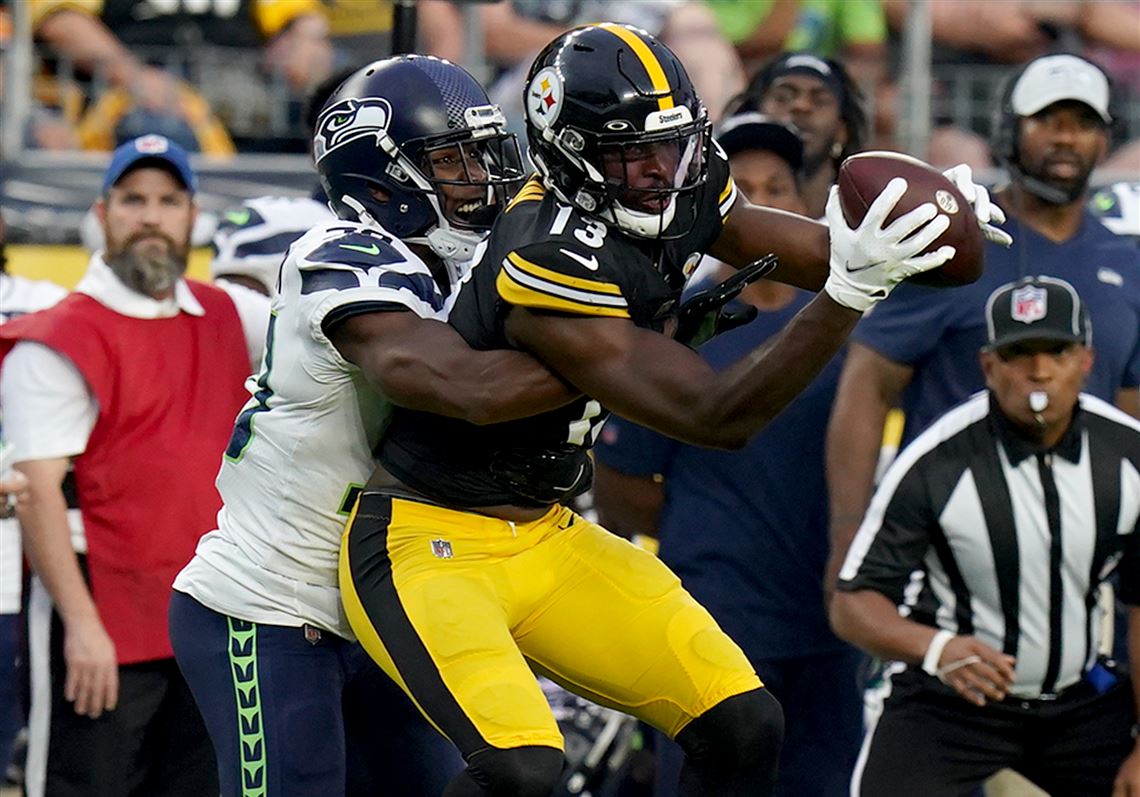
left=826, top=54, right=1140, bottom=605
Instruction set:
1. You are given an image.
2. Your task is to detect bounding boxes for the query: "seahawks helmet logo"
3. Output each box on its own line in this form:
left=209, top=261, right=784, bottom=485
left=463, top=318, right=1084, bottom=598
left=313, top=97, right=393, bottom=162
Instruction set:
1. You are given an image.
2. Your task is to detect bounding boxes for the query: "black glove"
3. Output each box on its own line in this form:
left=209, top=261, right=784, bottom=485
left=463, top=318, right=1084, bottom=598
left=674, top=254, right=777, bottom=347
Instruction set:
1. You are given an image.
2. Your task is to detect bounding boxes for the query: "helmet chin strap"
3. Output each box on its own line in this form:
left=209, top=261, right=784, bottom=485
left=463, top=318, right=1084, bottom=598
left=418, top=226, right=483, bottom=286
left=612, top=198, right=677, bottom=238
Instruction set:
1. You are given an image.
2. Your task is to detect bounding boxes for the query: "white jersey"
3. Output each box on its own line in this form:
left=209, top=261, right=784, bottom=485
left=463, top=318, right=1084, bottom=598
left=173, top=220, right=448, bottom=638
left=1, top=273, right=68, bottom=614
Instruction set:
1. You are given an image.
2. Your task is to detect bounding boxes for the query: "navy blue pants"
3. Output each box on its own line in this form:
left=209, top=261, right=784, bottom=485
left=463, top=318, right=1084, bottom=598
left=169, top=591, right=462, bottom=797
left=654, top=646, right=864, bottom=797
left=0, top=613, right=23, bottom=773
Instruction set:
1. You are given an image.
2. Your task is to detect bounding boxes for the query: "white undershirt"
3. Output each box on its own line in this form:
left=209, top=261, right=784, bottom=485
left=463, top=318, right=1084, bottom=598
left=0, top=254, right=269, bottom=464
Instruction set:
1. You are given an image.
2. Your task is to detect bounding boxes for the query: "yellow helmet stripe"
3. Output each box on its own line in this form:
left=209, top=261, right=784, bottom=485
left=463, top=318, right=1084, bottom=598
left=596, top=23, right=674, bottom=111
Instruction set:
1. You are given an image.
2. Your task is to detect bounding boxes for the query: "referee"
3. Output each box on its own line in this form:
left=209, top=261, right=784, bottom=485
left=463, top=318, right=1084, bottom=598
left=831, top=276, right=1140, bottom=797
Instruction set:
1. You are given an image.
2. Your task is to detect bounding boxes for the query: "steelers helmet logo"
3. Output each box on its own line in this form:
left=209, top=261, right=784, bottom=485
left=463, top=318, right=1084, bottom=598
left=527, top=67, right=563, bottom=131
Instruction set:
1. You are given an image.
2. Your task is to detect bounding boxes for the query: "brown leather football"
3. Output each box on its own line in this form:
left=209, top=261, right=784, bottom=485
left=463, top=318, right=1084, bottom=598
left=837, top=151, right=985, bottom=287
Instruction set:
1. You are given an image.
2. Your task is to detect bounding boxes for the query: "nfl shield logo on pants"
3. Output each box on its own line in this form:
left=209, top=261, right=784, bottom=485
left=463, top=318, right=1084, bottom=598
left=1011, top=285, right=1047, bottom=324
left=430, top=539, right=454, bottom=559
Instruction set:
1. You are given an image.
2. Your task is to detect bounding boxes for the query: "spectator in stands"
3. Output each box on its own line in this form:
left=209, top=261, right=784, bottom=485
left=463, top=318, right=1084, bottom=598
left=483, top=2, right=746, bottom=136
left=0, top=211, right=67, bottom=787
left=324, top=0, right=464, bottom=68
left=825, top=53, right=1140, bottom=610
left=879, top=0, right=1140, bottom=166
left=0, top=134, right=268, bottom=797
left=594, top=115, right=864, bottom=797
left=728, top=52, right=868, bottom=217
left=29, top=0, right=334, bottom=153
left=831, top=276, right=1140, bottom=797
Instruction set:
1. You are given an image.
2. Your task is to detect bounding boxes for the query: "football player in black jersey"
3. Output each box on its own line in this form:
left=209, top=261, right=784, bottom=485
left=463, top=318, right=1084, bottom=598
left=339, top=24, right=1008, bottom=797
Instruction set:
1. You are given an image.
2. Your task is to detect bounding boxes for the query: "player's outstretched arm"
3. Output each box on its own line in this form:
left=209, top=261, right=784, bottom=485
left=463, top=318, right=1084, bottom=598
left=507, top=294, right=857, bottom=449
left=329, top=310, right=578, bottom=425
left=506, top=178, right=953, bottom=448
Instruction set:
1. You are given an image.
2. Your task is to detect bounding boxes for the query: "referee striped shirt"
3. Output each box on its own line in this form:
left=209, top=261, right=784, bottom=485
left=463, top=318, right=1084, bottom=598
left=839, top=391, right=1140, bottom=699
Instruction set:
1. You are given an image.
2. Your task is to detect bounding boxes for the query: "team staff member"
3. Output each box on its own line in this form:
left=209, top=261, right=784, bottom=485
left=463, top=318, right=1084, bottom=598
left=826, top=53, right=1140, bottom=600
left=343, top=24, right=1005, bottom=797
left=831, top=276, right=1140, bottom=797
left=594, top=114, right=863, bottom=797
left=0, top=135, right=268, bottom=797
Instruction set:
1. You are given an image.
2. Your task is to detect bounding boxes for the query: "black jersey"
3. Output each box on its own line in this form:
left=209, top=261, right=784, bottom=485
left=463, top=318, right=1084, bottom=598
left=379, top=147, right=738, bottom=508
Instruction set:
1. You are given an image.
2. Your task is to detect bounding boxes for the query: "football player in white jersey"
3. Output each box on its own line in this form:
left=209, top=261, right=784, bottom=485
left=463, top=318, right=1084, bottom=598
left=210, top=195, right=334, bottom=296
left=169, top=56, right=575, bottom=797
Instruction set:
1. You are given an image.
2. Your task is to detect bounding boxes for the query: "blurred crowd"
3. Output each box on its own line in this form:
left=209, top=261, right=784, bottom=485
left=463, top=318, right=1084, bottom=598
left=1, top=0, right=1138, bottom=167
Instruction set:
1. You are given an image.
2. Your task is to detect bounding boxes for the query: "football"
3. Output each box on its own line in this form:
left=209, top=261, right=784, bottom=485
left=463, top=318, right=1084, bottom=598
left=837, top=151, right=985, bottom=287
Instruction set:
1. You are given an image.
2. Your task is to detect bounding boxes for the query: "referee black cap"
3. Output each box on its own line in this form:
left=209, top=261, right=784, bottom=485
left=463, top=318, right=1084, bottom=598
left=985, top=276, right=1092, bottom=350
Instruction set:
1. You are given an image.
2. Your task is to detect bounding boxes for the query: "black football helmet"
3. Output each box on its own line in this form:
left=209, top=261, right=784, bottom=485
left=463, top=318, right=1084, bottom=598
left=524, top=23, right=711, bottom=240
left=314, top=55, right=524, bottom=278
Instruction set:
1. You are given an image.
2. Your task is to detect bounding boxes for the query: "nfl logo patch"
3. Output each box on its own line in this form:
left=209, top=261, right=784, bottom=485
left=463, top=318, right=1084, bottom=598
left=1011, top=285, right=1047, bottom=324
left=430, top=539, right=454, bottom=559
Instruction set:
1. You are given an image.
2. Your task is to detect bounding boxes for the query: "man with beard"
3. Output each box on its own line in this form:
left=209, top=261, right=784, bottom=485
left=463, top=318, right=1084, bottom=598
left=0, top=135, right=268, bottom=797
left=732, top=52, right=868, bottom=218
left=825, top=54, right=1140, bottom=607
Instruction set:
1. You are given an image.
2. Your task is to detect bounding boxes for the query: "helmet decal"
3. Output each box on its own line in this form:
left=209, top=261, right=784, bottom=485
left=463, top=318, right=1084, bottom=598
left=527, top=67, right=564, bottom=131
left=313, top=97, right=393, bottom=162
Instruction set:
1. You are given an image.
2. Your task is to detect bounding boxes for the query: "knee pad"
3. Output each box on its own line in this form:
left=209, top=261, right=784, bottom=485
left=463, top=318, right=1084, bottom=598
left=677, top=688, right=784, bottom=768
left=464, top=745, right=564, bottom=797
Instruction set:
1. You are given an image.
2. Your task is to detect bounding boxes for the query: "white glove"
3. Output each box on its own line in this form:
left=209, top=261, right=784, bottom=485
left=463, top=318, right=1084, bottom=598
left=942, top=164, right=1013, bottom=247
left=824, top=178, right=955, bottom=312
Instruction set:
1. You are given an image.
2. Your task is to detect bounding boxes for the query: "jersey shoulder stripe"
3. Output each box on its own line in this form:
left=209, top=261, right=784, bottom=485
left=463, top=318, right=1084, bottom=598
left=497, top=250, right=629, bottom=318
left=505, top=177, right=547, bottom=213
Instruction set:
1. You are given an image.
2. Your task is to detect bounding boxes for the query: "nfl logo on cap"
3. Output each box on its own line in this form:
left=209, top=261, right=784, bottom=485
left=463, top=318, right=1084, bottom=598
left=1011, top=284, right=1047, bottom=324
left=134, top=134, right=171, bottom=154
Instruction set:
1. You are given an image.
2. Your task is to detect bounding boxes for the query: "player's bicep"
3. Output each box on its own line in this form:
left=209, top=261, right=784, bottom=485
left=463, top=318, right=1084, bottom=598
left=710, top=199, right=830, bottom=291
left=327, top=310, right=446, bottom=396
left=504, top=308, right=717, bottom=436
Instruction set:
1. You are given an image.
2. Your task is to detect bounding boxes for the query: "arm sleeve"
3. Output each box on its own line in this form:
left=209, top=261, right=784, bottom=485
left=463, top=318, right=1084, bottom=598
left=837, top=455, right=937, bottom=603
left=0, top=342, right=96, bottom=462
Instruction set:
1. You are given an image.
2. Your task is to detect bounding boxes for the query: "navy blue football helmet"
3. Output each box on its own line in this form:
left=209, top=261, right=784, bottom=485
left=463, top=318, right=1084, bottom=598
left=524, top=24, right=710, bottom=239
left=314, top=55, right=524, bottom=275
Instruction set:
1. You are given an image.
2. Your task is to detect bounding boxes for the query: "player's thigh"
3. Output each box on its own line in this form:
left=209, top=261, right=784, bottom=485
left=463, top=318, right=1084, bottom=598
left=339, top=493, right=561, bottom=755
left=169, top=591, right=349, bottom=797
left=517, top=519, right=760, bottom=739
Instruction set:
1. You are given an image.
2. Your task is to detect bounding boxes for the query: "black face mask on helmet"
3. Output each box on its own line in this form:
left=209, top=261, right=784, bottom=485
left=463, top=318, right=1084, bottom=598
left=524, top=23, right=711, bottom=241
